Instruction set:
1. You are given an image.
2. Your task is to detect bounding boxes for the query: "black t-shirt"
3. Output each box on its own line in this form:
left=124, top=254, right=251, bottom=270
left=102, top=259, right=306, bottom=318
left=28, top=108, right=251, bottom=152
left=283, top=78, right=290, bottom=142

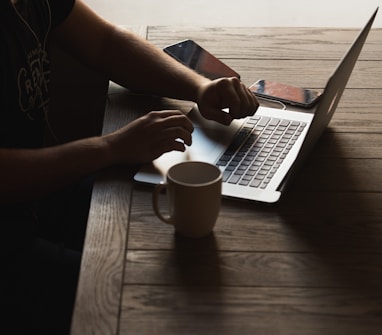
left=0, top=0, right=75, bottom=148
left=0, top=0, right=75, bottom=249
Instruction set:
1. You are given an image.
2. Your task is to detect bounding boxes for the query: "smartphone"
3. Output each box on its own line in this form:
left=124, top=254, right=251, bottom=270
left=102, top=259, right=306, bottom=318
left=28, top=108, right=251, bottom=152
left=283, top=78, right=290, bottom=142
left=163, top=39, right=240, bottom=80
left=249, top=80, right=322, bottom=108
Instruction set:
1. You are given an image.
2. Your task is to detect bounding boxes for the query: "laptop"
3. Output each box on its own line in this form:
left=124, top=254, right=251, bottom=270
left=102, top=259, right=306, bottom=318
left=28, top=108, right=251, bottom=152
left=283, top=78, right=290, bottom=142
left=134, top=8, right=378, bottom=203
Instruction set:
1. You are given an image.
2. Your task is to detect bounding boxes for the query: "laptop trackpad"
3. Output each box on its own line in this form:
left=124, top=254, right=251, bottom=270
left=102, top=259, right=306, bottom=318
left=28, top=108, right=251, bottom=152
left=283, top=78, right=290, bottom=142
left=134, top=107, right=241, bottom=184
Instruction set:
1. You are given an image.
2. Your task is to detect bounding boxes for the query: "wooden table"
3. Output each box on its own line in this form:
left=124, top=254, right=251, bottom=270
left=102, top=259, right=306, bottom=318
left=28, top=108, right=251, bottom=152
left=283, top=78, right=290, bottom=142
left=71, top=26, right=382, bottom=335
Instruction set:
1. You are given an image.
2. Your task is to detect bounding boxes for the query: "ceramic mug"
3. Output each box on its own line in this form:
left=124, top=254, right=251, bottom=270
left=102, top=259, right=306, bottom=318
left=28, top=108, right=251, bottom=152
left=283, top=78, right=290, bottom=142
left=153, top=161, right=222, bottom=238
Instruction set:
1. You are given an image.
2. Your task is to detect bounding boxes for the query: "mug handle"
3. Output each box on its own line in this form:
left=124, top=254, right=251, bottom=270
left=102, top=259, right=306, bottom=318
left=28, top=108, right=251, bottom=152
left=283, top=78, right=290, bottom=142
left=152, top=183, right=174, bottom=225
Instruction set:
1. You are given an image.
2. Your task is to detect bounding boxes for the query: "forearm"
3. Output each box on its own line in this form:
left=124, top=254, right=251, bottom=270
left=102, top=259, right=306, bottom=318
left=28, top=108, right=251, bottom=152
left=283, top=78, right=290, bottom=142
left=0, top=109, right=195, bottom=204
left=54, top=0, right=210, bottom=102
left=98, top=26, right=210, bottom=102
left=0, top=136, right=111, bottom=204
left=52, top=0, right=257, bottom=130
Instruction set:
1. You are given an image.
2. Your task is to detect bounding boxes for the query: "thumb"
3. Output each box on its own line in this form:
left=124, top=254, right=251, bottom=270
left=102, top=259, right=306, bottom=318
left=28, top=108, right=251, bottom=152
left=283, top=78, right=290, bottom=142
left=199, top=105, right=233, bottom=125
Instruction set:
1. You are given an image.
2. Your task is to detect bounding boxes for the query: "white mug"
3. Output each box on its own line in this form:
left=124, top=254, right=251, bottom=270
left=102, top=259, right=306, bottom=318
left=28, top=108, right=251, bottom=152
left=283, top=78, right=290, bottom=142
left=153, top=161, right=222, bottom=238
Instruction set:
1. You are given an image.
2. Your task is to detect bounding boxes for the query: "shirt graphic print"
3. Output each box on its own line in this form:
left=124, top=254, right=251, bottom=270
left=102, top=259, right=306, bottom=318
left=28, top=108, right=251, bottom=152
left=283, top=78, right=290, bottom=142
left=17, top=44, right=50, bottom=120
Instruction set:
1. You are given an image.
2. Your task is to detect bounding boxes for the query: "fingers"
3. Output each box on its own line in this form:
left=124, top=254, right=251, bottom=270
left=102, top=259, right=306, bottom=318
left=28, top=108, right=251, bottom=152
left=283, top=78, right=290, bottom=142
left=159, top=124, right=193, bottom=147
left=198, top=77, right=259, bottom=126
left=108, top=109, right=195, bottom=166
left=220, top=77, right=259, bottom=120
left=147, top=110, right=194, bottom=152
left=201, top=106, right=233, bottom=126
left=154, top=110, right=194, bottom=135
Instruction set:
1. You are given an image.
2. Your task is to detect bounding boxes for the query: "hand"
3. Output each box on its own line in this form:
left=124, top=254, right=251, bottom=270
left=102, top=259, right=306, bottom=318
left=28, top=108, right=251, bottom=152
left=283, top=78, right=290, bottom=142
left=105, top=110, right=194, bottom=165
left=197, top=77, right=259, bottom=125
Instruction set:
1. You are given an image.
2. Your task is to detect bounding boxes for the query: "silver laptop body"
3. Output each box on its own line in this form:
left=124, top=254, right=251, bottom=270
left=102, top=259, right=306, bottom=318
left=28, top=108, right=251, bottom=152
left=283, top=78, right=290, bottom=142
left=134, top=8, right=378, bottom=203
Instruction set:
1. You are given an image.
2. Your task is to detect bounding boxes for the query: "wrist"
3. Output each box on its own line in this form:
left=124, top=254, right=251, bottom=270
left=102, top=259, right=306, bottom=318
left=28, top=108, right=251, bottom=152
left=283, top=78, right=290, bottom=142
left=99, top=133, right=119, bottom=167
left=193, top=76, right=211, bottom=104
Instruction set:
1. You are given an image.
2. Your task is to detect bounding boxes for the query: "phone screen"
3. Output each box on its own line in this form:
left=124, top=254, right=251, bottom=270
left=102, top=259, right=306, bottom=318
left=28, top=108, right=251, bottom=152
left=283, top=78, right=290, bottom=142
left=164, top=39, right=240, bottom=80
left=250, top=80, right=321, bottom=108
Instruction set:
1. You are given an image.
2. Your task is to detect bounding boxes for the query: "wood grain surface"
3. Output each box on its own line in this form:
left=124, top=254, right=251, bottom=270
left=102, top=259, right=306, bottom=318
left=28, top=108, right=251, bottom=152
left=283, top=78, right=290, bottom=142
left=72, top=26, right=382, bottom=335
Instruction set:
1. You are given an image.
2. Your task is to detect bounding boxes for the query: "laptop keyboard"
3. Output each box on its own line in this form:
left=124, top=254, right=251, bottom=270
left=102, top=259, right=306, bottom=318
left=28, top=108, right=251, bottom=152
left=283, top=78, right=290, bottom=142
left=216, top=115, right=307, bottom=189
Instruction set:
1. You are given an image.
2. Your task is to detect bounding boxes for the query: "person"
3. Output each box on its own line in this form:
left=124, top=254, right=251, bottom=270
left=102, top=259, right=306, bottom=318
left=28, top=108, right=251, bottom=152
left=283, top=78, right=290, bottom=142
left=0, top=0, right=259, bottom=334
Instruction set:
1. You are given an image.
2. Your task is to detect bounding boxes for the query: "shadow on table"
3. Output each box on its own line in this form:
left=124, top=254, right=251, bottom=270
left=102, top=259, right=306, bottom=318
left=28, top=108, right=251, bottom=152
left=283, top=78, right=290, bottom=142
left=273, top=131, right=382, bottom=296
left=171, top=233, right=225, bottom=323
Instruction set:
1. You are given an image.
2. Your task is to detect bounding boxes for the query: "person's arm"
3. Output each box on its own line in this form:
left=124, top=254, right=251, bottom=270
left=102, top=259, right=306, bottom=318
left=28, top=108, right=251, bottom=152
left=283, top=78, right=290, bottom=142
left=0, top=0, right=257, bottom=205
left=52, top=0, right=258, bottom=126
left=0, top=110, right=193, bottom=204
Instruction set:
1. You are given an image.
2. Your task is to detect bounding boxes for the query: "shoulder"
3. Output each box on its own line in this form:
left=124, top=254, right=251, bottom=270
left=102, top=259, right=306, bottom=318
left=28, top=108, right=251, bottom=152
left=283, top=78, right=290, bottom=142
left=48, top=0, right=76, bottom=27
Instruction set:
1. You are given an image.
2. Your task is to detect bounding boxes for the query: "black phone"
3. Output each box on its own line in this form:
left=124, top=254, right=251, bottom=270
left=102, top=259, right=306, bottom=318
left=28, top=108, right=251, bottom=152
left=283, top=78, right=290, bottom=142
left=163, top=39, right=240, bottom=80
left=249, top=80, right=322, bottom=109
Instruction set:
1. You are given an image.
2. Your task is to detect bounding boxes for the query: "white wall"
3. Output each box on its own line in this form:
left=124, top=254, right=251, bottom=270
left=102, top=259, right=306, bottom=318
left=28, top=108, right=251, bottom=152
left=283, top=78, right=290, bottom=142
left=85, top=0, right=381, bottom=28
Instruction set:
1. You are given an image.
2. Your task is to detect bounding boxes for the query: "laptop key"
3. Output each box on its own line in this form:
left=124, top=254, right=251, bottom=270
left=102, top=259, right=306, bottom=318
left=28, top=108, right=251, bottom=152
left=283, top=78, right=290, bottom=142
left=250, top=179, right=262, bottom=188
left=257, top=116, right=271, bottom=127
left=228, top=174, right=241, bottom=184
left=218, top=115, right=307, bottom=190
left=222, top=170, right=233, bottom=182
